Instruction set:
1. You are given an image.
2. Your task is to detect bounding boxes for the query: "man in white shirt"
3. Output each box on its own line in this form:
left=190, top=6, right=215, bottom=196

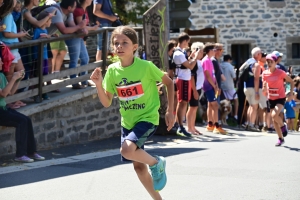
left=173, top=33, right=200, bottom=137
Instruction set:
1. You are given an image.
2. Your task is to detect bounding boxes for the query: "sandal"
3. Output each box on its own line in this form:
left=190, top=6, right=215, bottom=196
left=14, top=100, right=26, bottom=107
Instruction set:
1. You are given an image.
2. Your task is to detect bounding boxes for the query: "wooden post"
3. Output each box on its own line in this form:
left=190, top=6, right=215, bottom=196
left=143, top=0, right=169, bottom=71
left=102, top=29, right=108, bottom=71
left=37, top=42, right=44, bottom=103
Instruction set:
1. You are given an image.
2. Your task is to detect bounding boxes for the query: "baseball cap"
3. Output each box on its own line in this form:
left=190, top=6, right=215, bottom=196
left=266, top=54, right=277, bottom=61
left=272, top=51, right=283, bottom=57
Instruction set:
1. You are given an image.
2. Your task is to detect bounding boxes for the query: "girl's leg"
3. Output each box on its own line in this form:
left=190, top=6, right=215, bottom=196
left=133, top=161, right=162, bottom=200
left=211, top=101, right=219, bottom=124
left=186, top=106, right=198, bottom=134
left=207, top=102, right=213, bottom=123
left=271, top=104, right=284, bottom=139
left=120, top=140, right=157, bottom=165
left=290, top=119, right=294, bottom=131
left=51, top=49, right=58, bottom=73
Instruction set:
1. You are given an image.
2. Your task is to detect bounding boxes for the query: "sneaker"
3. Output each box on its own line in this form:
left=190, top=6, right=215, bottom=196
left=28, top=153, right=45, bottom=161
left=213, top=126, right=227, bottom=134
left=267, top=128, right=273, bottom=133
left=14, top=155, right=34, bottom=163
left=42, top=93, right=50, bottom=100
left=247, top=126, right=260, bottom=132
left=205, top=125, right=214, bottom=132
left=275, top=138, right=285, bottom=146
left=262, top=126, right=268, bottom=132
left=258, top=125, right=263, bottom=131
left=149, top=156, right=167, bottom=191
left=177, top=127, right=192, bottom=137
left=281, top=125, right=288, bottom=137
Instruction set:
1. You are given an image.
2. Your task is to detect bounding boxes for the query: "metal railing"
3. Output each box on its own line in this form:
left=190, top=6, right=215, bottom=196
left=6, top=27, right=143, bottom=104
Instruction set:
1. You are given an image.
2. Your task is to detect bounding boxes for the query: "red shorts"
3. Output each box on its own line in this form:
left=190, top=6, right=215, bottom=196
left=176, top=79, right=191, bottom=102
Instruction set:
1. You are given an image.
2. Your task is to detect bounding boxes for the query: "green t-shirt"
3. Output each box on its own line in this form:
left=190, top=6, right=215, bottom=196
left=0, top=73, right=7, bottom=108
left=103, top=57, right=164, bottom=129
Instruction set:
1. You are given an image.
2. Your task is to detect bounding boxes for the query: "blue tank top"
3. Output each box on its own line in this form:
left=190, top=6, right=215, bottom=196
left=245, top=63, right=262, bottom=88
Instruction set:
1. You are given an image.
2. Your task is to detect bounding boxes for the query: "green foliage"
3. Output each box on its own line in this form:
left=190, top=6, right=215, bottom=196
left=111, top=0, right=152, bottom=26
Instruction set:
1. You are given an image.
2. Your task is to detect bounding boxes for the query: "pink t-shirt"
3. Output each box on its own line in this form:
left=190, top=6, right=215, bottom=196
left=201, top=56, right=216, bottom=92
left=262, top=69, right=286, bottom=100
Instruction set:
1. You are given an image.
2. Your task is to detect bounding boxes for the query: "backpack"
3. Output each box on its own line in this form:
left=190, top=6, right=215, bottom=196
left=31, top=5, right=52, bottom=18
left=237, top=60, right=256, bottom=89
left=169, top=49, right=188, bottom=77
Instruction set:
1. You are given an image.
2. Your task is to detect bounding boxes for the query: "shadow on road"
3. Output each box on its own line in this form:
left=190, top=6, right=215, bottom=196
left=283, top=146, right=300, bottom=152
left=0, top=147, right=206, bottom=189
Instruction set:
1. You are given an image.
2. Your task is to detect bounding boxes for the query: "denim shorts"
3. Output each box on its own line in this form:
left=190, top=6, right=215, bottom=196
left=205, top=89, right=217, bottom=102
left=121, top=121, right=157, bottom=162
left=97, top=23, right=112, bottom=51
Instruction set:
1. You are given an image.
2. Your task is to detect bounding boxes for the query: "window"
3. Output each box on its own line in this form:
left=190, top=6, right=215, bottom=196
left=292, top=43, right=300, bottom=59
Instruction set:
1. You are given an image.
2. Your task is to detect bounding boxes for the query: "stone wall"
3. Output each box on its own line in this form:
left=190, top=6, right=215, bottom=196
left=189, top=0, right=300, bottom=66
left=0, top=90, right=121, bottom=157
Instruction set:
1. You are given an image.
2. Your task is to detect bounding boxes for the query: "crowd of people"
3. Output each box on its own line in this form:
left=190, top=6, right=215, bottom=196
left=167, top=32, right=298, bottom=147
left=0, top=0, right=118, bottom=162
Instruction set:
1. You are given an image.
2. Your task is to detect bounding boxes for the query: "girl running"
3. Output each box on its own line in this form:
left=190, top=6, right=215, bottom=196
left=262, top=54, right=294, bottom=146
left=90, top=26, right=174, bottom=200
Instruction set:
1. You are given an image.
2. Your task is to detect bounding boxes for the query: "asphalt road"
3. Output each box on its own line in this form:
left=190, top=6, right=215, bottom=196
left=0, top=126, right=299, bottom=200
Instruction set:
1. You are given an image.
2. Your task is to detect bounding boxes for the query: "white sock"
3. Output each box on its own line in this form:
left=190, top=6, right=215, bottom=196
left=234, top=115, right=238, bottom=119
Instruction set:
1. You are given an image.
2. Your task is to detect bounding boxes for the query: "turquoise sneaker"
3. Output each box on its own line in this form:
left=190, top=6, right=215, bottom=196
left=149, top=156, right=167, bottom=191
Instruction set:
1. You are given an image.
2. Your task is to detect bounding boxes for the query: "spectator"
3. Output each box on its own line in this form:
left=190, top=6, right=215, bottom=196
left=32, top=13, right=52, bottom=101
left=12, top=0, right=21, bottom=22
left=0, top=56, right=45, bottom=163
left=220, top=54, right=238, bottom=120
left=38, top=0, right=86, bottom=89
left=50, top=31, right=67, bottom=79
left=93, top=0, right=118, bottom=61
left=272, top=51, right=287, bottom=72
left=202, top=43, right=226, bottom=134
left=285, top=91, right=296, bottom=131
left=0, top=0, right=28, bottom=109
left=73, top=0, right=99, bottom=87
left=186, top=42, right=204, bottom=135
left=173, top=32, right=198, bottom=137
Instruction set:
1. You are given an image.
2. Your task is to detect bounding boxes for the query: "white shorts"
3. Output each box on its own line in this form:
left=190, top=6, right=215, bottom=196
left=244, top=88, right=267, bottom=109
left=223, top=89, right=238, bottom=100
left=12, top=51, right=21, bottom=64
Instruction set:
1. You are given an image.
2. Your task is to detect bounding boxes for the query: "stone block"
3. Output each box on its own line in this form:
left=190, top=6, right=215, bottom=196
left=33, top=126, right=40, bottom=134
left=94, top=120, right=107, bottom=127
left=0, top=133, right=11, bottom=142
left=43, top=121, right=56, bottom=131
left=109, top=116, right=119, bottom=122
left=33, top=113, right=44, bottom=123
left=87, top=114, right=99, bottom=121
left=83, top=102, right=95, bottom=113
left=39, top=133, right=45, bottom=143
left=69, top=132, right=79, bottom=143
left=94, top=102, right=104, bottom=110
left=79, top=132, right=89, bottom=141
left=214, top=10, right=227, bottom=15
left=72, top=125, right=85, bottom=132
left=90, top=129, right=97, bottom=139
left=239, top=4, right=248, bottom=9
left=245, top=10, right=253, bottom=13
left=47, top=132, right=57, bottom=143
left=64, top=136, right=71, bottom=145
left=207, top=5, right=217, bottom=10
left=60, top=119, right=66, bottom=128
left=106, top=124, right=115, bottom=131
left=58, top=130, right=64, bottom=138
left=56, top=107, right=73, bottom=118
left=230, top=9, right=242, bottom=14
left=86, top=123, right=93, bottom=131
left=67, top=128, right=72, bottom=134
left=67, top=117, right=86, bottom=125
left=97, top=128, right=105, bottom=136
left=285, top=13, right=294, bottom=17
left=101, top=110, right=110, bottom=118
left=262, top=14, right=272, bottom=19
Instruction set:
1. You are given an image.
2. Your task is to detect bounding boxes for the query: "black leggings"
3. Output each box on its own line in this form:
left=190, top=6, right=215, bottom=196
left=0, top=107, right=37, bottom=157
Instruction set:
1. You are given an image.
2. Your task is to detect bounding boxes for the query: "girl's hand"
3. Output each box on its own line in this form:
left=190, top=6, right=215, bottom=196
left=18, top=31, right=28, bottom=37
left=92, top=24, right=99, bottom=30
left=90, top=68, right=103, bottom=85
left=12, top=70, right=23, bottom=81
left=165, top=111, right=175, bottom=131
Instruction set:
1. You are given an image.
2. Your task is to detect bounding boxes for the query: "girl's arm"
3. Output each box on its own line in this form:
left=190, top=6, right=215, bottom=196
left=285, top=74, right=294, bottom=94
left=75, top=16, right=99, bottom=31
left=3, top=31, right=27, bottom=38
left=23, top=11, right=54, bottom=28
left=0, top=71, right=23, bottom=97
left=161, top=73, right=174, bottom=131
left=90, top=68, right=113, bottom=107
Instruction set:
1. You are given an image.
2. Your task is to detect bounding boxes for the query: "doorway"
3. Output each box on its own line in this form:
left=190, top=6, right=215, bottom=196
left=231, top=44, right=250, bottom=69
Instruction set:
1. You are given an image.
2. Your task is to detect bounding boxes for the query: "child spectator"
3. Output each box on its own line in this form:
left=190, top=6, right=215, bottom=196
left=12, top=0, right=21, bottom=22
left=0, top=0, right=29, bottom=109
left=0, top=55, right=45, bottom=163
left=285, top=91, right=297, bottom=131
left=32, top=15, right=52, bottom=101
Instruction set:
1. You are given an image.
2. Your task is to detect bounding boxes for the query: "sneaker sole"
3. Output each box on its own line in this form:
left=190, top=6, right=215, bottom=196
left=14, top=159, right=34, bottom=163
left=176, top=132, right=192, bottom=137
left=154, top=157, right=167, bottom=191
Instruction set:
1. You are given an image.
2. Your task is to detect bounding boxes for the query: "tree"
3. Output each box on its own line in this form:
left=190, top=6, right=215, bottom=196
left=111, top=0, right=152, bottom=26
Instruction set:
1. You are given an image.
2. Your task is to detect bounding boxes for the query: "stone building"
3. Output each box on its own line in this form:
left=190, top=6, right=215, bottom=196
left=187, top=0, right=300, bottom=70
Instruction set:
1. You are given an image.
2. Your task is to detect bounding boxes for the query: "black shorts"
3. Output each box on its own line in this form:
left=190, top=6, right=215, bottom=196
left=189, top=89, right=202, bottom=107
left=268, top=98, right=286, bottom=109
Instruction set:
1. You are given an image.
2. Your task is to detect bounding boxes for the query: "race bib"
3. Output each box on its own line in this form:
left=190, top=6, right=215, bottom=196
left=116, top=82, right=144, bottom=101
left=268, top=88, right=279, bottom=96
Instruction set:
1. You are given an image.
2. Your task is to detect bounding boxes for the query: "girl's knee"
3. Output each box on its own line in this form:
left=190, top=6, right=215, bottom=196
left=120, top=142, right=134, bottom=158
left=133, top=162, right=148, bottom=174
